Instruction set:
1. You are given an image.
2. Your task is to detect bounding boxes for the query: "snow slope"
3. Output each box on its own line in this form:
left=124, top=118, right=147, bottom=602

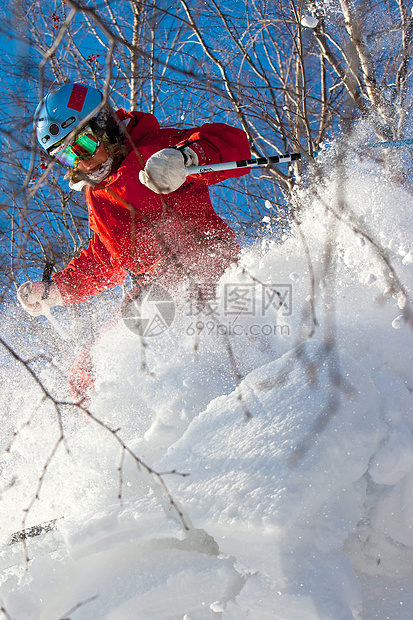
left=1, top=134, right=413, bottom=619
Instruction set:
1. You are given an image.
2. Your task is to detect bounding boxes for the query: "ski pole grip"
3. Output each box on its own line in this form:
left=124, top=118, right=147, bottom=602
left=41, top=261, right=54, bottom=300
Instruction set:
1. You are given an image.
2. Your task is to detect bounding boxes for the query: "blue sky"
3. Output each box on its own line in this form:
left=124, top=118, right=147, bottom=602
left=0, top=0, right=324, bottom=293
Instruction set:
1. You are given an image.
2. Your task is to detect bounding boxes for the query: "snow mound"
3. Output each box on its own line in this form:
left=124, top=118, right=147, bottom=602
left=1, top=134, right=413, bottom=619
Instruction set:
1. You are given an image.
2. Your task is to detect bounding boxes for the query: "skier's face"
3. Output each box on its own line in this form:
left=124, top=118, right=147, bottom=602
left=75, top=142, right=110, bottom=174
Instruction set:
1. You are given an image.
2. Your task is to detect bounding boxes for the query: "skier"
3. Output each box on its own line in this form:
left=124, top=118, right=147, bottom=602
left=16, top=83, right=251, bottom=403
left=17, top=83, right=251, bottom=318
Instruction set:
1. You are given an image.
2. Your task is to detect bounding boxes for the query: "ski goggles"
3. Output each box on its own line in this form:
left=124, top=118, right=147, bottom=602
left=49, top=126, right=101, bottom=168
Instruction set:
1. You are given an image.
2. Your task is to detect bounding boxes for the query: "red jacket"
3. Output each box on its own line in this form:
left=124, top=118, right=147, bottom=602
left=53, top=110, right=251, bottom=304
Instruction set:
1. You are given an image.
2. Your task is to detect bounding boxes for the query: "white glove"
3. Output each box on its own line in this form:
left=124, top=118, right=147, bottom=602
left=17, top=281, right=63, bottom=317
left=139, top=147, right=199, bottom=194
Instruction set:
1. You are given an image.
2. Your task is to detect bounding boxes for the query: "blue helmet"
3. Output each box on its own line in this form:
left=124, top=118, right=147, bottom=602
left=34, top=83, right=103, bottom=153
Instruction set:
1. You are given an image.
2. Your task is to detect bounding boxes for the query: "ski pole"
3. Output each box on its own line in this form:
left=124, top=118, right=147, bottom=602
left=366, top=137, right=413, bottom=149
left=41, top=262, right=70, bottom=342
left=186, top=137, right=413, bottom=176
left=186, top=152, right=302, bottom=175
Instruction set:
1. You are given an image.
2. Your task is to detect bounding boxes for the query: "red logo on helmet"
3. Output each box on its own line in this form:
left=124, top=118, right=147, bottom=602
left=67, top=84, right=88, bottom=112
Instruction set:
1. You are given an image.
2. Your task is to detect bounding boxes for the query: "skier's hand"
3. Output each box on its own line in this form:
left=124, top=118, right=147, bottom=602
left=139, top=147, right=199, bottom=194
left=17, top=281, right=63, bottom=317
